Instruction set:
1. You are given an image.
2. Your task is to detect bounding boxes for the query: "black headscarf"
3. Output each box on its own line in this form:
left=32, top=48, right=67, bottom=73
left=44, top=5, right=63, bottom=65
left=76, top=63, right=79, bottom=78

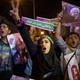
left=37, top=35, right=57, bottom=74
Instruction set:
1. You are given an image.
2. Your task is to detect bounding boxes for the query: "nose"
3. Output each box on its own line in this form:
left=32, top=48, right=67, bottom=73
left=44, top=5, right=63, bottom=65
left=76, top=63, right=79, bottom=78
left=41, top=41, right=45, bottom=46
left=71, top=37, right=75, bottom=41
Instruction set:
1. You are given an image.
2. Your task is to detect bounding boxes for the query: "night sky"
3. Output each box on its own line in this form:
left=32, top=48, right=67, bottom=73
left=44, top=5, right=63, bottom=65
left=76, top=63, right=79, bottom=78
left=0, top=0, right=80, bottom=21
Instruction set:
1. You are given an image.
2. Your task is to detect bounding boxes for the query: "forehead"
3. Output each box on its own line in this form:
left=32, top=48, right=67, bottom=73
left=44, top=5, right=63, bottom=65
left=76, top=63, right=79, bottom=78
left=41, top=38, right=50, bottom=41
left=73, top=10, right=79, bottom=12
left=71, top=8, right=79, bottom=12
left=0, top=23, right=9, bottom=28
left=69, top=34, right=79, bottom=38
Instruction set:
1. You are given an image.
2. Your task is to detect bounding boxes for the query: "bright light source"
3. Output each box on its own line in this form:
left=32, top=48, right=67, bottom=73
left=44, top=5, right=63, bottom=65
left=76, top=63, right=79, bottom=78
left=40, top=31, right=44, bottom=35
left=74, top=27, right=79, bottom=33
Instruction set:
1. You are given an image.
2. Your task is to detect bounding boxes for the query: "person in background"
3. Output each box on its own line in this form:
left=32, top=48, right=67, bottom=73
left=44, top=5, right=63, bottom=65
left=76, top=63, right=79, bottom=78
left=33, top=35, right=40, bottom=46
left=9, top=0, right=63, bottom=80
left=0, top=16, right=17, bottom=80
left=55, top=13, right=80, bottom=80
left=73, top=26, right=80, bottom=35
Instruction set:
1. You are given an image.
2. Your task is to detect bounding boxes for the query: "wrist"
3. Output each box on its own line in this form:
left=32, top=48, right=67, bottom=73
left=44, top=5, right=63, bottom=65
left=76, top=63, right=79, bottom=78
left=15, top=16, right=20, bottom=21
left=16, top=18, right=24, bottom=27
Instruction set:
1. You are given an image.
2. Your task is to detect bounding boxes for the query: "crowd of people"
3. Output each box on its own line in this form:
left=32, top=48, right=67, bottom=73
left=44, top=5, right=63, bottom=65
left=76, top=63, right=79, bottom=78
left=0, top=0, right=80, bottom=80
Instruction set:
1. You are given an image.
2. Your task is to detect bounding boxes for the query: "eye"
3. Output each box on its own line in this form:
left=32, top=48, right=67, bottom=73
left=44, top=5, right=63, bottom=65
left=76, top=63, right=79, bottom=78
left=69, top=37, right=72, bottom=39
left=74, top=36, right=78, bottom=39
left=45, top=40, right=48, bottom=43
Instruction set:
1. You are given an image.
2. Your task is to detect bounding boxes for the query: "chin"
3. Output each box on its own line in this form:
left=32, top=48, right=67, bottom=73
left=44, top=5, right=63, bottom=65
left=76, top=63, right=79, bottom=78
left=71, top=45, right=77, bottom=48
left=43, top=52, right=49, bottom=54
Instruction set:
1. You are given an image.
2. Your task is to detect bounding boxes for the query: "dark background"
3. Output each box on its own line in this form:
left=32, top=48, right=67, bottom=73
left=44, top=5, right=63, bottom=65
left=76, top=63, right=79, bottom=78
left=0, top=0, right=80, bottom=22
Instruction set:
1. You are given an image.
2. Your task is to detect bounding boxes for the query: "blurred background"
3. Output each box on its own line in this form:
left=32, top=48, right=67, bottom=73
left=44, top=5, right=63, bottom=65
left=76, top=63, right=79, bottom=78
left=0, top=0, right=80, bottom=19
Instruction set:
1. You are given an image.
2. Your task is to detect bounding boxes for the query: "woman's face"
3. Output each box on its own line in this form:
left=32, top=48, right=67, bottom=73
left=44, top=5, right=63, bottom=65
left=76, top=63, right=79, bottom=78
left=40, top=38, right=51, bottom=54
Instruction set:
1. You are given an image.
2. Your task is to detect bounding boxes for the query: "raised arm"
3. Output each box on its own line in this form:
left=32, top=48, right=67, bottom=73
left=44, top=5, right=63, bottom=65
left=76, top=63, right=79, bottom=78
left=55, top=21, right=62, bottom=39
left=10, top=0, right=37, bottom=56
left=10, top=0, right=20, bottom=20
left=55, top=12, right=63, bottom=39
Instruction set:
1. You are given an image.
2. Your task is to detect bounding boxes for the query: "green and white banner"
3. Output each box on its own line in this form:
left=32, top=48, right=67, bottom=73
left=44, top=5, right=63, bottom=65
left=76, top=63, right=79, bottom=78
left=21, top=17, right=54, bottom=31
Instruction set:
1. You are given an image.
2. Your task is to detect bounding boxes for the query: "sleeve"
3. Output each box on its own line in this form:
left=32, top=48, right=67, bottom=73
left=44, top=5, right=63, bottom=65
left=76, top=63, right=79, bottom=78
left=24, top=54, right=32, bottom=77
left=16, top=19, right=37, bottom=56
left=56, top=37, right=67, bottom=51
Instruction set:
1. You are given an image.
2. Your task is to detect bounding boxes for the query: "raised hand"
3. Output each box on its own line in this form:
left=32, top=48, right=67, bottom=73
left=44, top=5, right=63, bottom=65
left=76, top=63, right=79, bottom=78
left=57, top=11, right=63, bottom=20
left=13, top=0, right=20, bottom=9
left=10, top=0, right=20, bottom=20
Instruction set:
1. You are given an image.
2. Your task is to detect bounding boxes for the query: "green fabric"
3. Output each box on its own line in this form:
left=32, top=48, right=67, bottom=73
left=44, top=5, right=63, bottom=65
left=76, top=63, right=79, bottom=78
left=42, top=35, right=54, bottom=44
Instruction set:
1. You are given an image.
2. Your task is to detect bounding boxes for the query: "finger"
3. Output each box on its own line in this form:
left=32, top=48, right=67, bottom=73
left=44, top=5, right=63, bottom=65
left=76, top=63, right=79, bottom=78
left=15, top=0, right=20, bottom=9
left=54, top=23, right=58, bottom=27
left=11, top=0, right=15, bottom=10
left=9, top=10, right=14, bottom=16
